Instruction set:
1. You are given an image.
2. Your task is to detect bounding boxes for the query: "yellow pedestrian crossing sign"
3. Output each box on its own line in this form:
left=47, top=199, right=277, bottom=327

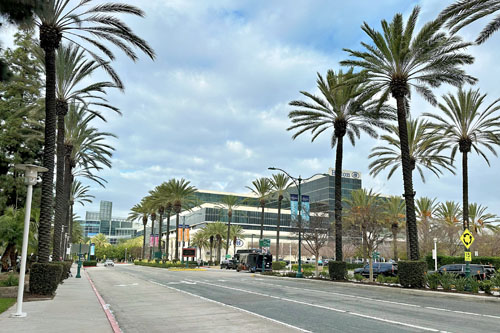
left=460, top=229, right=474, bottom=249
left=464, top=252, right=472, bottom=262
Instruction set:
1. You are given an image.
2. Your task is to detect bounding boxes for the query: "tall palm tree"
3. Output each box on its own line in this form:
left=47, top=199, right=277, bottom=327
left=383, top=196, right=405, bottom=261
left=246, top=177, right=272, bottom=247
left=435, top=201, right=462, bottom=256
left=288, top=68, right=392, bottom=262
left=165, top=178, right=197, bottom=261
left=31, top=0, right=155, bottom=263
left=34, top=43, right=119, bottom=260
left=369, top=118, right=455, bottom=183
left=216, top=195, right=240, bottom=256
left=269, top=173, right=290, bottom=260
left=440, top=0, right=500, bottom=44
left=416, top=197, right=438, bottom=255
left=150, top=182, right=174, bottom=259
left=424, top=88, right=500, bottom=230
left=144, top=196, right=157, bottom=260
left=468, top=203, right=499, bottom=234
left=204, top=222, right=227, bottom=264
left=128, top=198, right=149, bottom=260
left=230, top=225, right=244, bottom=256
left=341, top=6, right=476, bottom=260
left=191, top=230, right=209, bottom=262
left=68, top=180, right=94, bottom=242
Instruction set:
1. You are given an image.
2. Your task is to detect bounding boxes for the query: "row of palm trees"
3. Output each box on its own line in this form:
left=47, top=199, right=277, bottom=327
left=6, top=1, right=156, bottom=263
left=287, top=3, right=500, bottom=261
left=191, top=222, right=244, bottom=264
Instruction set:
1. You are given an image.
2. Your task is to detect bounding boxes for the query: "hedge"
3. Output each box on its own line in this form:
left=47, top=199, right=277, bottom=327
left=425, top=254, right=500, bottom=270
left=346, top=263, right=364, bottom=270
left=291, top=263, right=315, bottom=271
left=272, top=261, right=287, bottom=271
left=328, top=261, right=347, bottom=281
left=83, top=260, right=97, bottom=267
left=30, top=263, right=63, bottom=295
left=398, top=261, right=427, bottom=288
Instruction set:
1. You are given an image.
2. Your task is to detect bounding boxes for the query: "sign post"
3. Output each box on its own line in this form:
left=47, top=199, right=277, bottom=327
left=460, top=229, right=475, bottom=290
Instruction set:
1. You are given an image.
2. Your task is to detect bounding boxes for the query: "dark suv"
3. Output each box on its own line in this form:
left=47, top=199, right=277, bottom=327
left=438, top=264, right=488, bottom=280
left=355, top=262, right=398, bottom=278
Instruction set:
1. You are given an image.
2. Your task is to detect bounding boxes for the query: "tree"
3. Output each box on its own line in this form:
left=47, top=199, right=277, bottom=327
left=368, top=118, right=455, bottom=183
left=230, top=225, right=244, bottom=256
left=164, top=178, right=197, bottom=261
left=216, top=195, right=240, bottom=256
left=341, top=6, right=476, bottom=260
left=416, top=197, right=438, bottom=256
left=435, top=201, right=462, bottom=256
left=203, top=222, right=227, bottom=264
left=468, top=203, right=499, bottom=234
left=288, top=68, right=392, bottom=262
left=149, top=182, right=174, bottom=259
left=68, top=180, right=94, bottom=243
left=383, top=196, right=405, bottom=261
left=269, top=173, right=290, bottom=261
left=298, top=205, right=331, bottom=277
left=191, top=230, right=209, bottom=261
left=440, top=0, right=500, bottom=44
left=0, top=207, right=23, bottom=271
left=128, top=199, right=149, bottom=259
left=344, top=189, right=390, bottom=281
left=246, top=177, right=272, bottom=246
left=30, top=0, right=154, bottom=263
left=424, top=88, right=500, bottom=231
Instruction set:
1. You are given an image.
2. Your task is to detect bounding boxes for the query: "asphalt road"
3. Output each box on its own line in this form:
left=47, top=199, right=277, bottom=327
left=87, top=264, right=500, bottom=333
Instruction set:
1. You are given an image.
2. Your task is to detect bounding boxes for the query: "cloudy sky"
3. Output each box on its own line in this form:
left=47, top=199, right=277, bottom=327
left=4, top=0, right=500, bottom=220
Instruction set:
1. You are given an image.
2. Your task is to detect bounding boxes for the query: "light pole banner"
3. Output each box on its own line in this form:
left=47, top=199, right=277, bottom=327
left=290, top=194, right=298, bottom=220
left=301, top=195, right=310, bottom=222
left=90, top=243, right=95, bottom=256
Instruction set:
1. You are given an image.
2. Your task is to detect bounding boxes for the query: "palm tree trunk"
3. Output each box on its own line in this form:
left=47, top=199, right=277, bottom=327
left=362, top=224, right=367, bottom=265
left=210, top=237, right=213, bottom=263
left=142, top=223, right=146, bottom=259
left=259, top=205, right=264, bottom=248
left=175, top=214, right=180, bottom=261
left=38, top=46, right=57, bottom=264
left=150, top=217, right=155, bottom=260
left=158, top=212, right=163, bottom=257
left=395, top=96, right=419, bottom=260
left=334, top=135, right=344, bottom=261
left=53, top=101, right=68, bottom=261
left=165, top=212, right=170, bottom=260
left=276, top=199, right=282, bottom=260
left=462, top=152, right=469, bottom=230
left=217, top=236, right=222, bottom=263
left=233, top=236, right=237, bottom=256
left=392, top=223, right=398, bottom=260
left=226, top=214, right=231, bottom=256
left=63, top=146, right=73, bottom=242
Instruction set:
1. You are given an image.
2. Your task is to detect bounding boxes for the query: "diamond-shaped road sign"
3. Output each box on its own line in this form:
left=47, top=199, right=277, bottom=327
left=460, top=229, right=475, bottom=249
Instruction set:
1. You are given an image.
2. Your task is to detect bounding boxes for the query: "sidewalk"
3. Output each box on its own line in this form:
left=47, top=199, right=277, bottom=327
left=0, top=265, right=113, bottom=332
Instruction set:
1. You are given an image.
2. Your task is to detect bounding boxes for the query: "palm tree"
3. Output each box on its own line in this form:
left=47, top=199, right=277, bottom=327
left=246, top=177, right=272, bottom=247
left=341, top=6, right=476, bottom=260
left=440, top=0, right=500, bottom=44
left=68, top=180, right=94, bottom=242
left=165, top=178, right=197, bottom=261
left=424, top=88, right=500, bottom=230
left=383, top=196, right=405, bottom=261
left=34, top=43, right=119, bottom=260
left=216, top=195, right=240, bottom=256
left=416, top=197, right=438, bottom=255
left=230, top=225, right=244, bottom=256
left=468, top=203, right=499, bottom=234
left=128, top=199, right=149, bottom=259
left=191, top=230, right=209, bottom=262
left=269, top=173, right=290, bottom=260
left=31, top=0, right=154, bottom=263
left=435, top=201, right=462, bottom=256
left=204, top=222, right=227, bottom=264
left=369, top=118, right=455, bottom=183
left=288, top=68, right=393, bottom=262
left=143, top=196, right=157, bottom=260
left=150, top=182, right=174, bottom=259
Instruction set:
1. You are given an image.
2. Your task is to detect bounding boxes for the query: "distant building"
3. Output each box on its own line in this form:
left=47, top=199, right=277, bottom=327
left=79, top=200, right=139, bottom=244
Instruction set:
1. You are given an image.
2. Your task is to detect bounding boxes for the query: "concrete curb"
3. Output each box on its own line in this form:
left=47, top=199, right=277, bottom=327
left=258, top=274, right=500, bottom=302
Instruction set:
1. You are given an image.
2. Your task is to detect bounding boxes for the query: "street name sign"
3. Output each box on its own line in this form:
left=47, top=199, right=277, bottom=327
left=460, top=229, right=474, bottom=249
left=259, top=238, right=271, bottom=247
left=225, top=254, right=231, bottom=259
left=464, top=251, right=472, bottom=262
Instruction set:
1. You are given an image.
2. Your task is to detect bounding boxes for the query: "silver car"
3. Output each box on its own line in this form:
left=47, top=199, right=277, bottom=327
left=103, top=259, right=114, bottom=267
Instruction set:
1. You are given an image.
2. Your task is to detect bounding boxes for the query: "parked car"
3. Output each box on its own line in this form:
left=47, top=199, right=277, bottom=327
left=221, top=259, right=239, bottom=270
left=104, top=259, right=114, bottom=267
left=220, top=260, right=230, bottom=269
left=357, top=262, right=398, bottom=278
left=438, top=264, right=488, bottom=280
left=481, top=265, right=497, bottom=279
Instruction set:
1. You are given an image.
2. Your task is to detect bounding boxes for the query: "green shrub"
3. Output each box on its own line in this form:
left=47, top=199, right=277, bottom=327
left=354, top=273, right=363, bottom=281
left=282, top=271, right=297, bottom=278
left=346, top=273, right=354, bottom=281
left=385, top=276, right=399, bottom=284
left=346, top=263, right=364, bottom=269
left=468, top=277, right=479, bottom=293
left=376, top=275, right=386, bottom=283
left=303, top=271, right=314, bottom=278
left=272, top=261, right=287, bottom=271
left=398, top=261, right=427, bottom=288
left=480, top=280, right=492, bottom=294
left=491, top=274, right=500, bottom=289
left=320, top=271, right=330, bottom=279
left=291, top=263, right=315, bottom=272
left=426, top=273, right=440, bottom=290
left=261, top=271, right=280, bottom=276
left=0, top=274, right=19, bottom=287
left=82, top=260, right=97, bottom=267
left=425, top=254, right=500, bottom=270
left=454, top=277, right=467, bottom=292
left=439, top=272, right=456, bottom=291
left=29, top=263, right=63, bottom=295
left=328, top=261, right=347, bottom=281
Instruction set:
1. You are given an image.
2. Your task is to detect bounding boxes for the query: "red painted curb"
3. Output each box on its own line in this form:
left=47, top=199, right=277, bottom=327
left=84, top=270, right=121, bottom=333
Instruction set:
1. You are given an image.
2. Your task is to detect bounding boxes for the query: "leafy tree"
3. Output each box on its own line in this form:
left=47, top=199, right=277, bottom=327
left=368, top=118, right=455, bottom=183
left=341, top=6, right=476, bottom=260
left=216, top=195, right=240, bottom=256
left=288, top=68, right=392, bottom=262
left=440, top=0, right=500, bottom=44
left=269, top=173, right=290, bottom=260
left=246, top=177, right=272, bottom=247
left=28, top=0, right=155, bottom=263
left=416, top=197, right=438, bottom=255
left=0, top=207, right=23, bottom=270
left=424, top=88, right=500, bottom=231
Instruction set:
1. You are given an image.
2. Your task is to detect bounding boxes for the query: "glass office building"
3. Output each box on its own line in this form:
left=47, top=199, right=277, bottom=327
left=79, top=200, right=138, bottom=244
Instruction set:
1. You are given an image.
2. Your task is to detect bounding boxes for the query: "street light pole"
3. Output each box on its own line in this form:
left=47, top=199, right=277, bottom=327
left=12, top=164, right=47, bottom=318
left=433, top=238, right=438, bottom=271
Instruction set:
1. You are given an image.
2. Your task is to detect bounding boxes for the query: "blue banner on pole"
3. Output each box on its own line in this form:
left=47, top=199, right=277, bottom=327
left=301, top=195, right=310, bottom=222
left=290, top=194, right=298, bottom=220
left=90, top=243, right=95, bottom=256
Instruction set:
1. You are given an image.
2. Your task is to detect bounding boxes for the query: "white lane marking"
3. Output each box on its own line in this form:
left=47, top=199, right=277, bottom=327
left=195, top=280, right=445, bottom=332
left=425, top=306, right=500, bottom=319
left=181, top=280, right=196, bottom=285
left=114, top=283, right=138, bottom=287
left=148, top=280, right=310, bottom=332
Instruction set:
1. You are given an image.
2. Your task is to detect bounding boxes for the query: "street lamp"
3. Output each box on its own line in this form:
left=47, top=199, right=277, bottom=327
left=433, top=238, right=438, bottom=271
left=12, top=164, right=47, bottom=318
left=268, top=167, right=328, bottom=278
